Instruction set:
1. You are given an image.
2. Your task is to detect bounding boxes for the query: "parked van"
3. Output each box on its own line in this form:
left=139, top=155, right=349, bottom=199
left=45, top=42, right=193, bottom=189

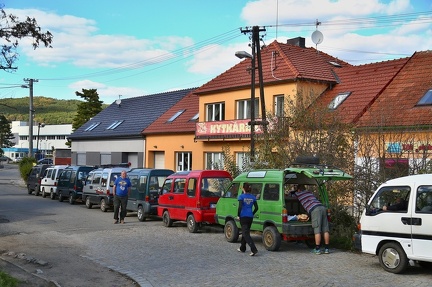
left=158, top=170, right=232, bottom=233
left=126, top=168, right=175, bottom=221
left=40, top=165, right=68, bottom=199
left=353, top=174, right=432, bottom=273
left=215, top=162, right=352, bottom=251
left=82, top=166, right=130, bottom=212
left=27, top=164, right=52, bottom=196
left=57, top=165, right=95, bottom=204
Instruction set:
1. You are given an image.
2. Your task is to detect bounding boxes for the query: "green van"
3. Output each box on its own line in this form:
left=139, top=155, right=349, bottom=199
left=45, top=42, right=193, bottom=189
left=215, top=163, right=352, bottom=251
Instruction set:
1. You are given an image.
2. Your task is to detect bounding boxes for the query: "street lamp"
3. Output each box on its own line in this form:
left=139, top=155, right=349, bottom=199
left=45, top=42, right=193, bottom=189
left=36, top=122, right=45, bottom=157
left=236, top=49, right=256, bottom=161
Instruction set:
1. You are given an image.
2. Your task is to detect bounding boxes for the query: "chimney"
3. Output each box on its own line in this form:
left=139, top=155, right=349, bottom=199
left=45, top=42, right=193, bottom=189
left=286, top=37, right=305, bottom=48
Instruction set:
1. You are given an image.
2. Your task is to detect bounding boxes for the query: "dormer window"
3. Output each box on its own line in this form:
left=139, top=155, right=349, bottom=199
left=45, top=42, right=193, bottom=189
left=328, top=92, right=351, bottom=110
left=417, top=89, right=432, bottom=106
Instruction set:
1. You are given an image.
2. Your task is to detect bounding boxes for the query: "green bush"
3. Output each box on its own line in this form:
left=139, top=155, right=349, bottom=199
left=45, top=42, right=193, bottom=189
left=330, top=205, right=357, bottom=250
left=0, top=270, right=19, bottom=287
left=18, top=157, right=36, bottom=183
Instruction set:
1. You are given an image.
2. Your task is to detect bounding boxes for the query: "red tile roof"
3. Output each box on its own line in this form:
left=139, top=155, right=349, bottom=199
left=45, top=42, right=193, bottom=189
left=356, top=51, right=432, bottom=128
left=317, top=57, right=409, bottom=124
left=195, top=40, right=351, bottom=94
left=142, top=91, right=199, bottom=134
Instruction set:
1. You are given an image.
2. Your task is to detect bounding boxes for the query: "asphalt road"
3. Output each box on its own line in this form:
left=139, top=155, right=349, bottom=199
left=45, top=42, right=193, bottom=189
left=0, top=163, right=431, bottom=287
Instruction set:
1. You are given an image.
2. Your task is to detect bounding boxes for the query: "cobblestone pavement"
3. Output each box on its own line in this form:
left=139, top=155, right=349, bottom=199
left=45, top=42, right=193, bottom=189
left=76, top=220, right=432, bottom=287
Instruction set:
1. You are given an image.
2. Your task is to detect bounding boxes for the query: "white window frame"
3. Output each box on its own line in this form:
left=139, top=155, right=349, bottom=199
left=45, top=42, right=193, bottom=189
left=206, top=102, right=225, bottom=121
left=236, top=99, right=259, bottom=119
left=205, top=152, right=224, bottom=170
left=274, top=95, right=285, bottom=117
left=176, top=152, right=192, bottom=171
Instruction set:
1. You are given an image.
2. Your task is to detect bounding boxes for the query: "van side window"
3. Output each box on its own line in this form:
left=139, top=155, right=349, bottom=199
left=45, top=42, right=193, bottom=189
left=263, top=184, right=279, bottom=201
left=161, top=179, right=173, bottom=194
left=174, top=179, right=186, bottom=193
left=85, top=173, right=93, bottom=185
left=223, top=182, right=240, bottom=198
left=416, top=186, right=432, bottom=213
left=368, top=186, right=410, bottom=215
left=92, top=172, right=102, bottom=185
left=70, top=171, right=76, bottom=183
left=250, top=183, right=262, bottom=199
left=140, top=176, right=149, bottom=193
left=187, top=178, right=196, bottom=197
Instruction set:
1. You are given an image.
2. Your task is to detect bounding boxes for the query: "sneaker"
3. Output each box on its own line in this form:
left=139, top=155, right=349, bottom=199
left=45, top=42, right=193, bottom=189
left=313, top=249, right=322, bottom=255
left=249, top=251, right=258, bottom=256
left=324, top=248, right=330, bottom=254
left=237, top=248, right=245, bottom=253
left=120, top=220, right=125, bottom=224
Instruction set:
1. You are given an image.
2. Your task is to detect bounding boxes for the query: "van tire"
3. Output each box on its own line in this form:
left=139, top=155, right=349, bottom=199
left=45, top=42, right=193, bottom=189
left=27, top=186, right=32, bottom=195
left=85, top=197, right=93, bottom=209
left=42, top=188, right=47, bottom=198
left=58, top=193, right=63, bottom=202
left=224, top=220, right=239, bottom=243
left=187, top=214, right=199, bottom=233
left=137, top=206, right=146, bottom=221
left=162, top=210, right=173, bottom=227
left=263, top=226, right=281, bottom=251
left=50, top=191, right=56, bottom=200
left=68, top=193, right=75, bottom=205
left=100, top=198, right=107, bottom=212
left=378, top=242, right=408, bottom=274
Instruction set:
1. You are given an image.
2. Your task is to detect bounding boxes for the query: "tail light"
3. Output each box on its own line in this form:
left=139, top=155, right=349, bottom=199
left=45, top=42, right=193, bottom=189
left=106, top=189, right=111, bottom=195
left=145, top=195, right=149, bottom=202
left=282, top=208, right=287, bottom=223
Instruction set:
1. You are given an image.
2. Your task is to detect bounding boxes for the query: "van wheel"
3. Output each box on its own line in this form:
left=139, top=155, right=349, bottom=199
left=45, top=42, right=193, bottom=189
left=68, top=193, right=75, bottom=205
left=187, top=214, right=199, bottom=233
left=50, top=191, right=56, bottom=200
left=224, top=220, right=239, bottom=243
left=58, top=193, right=63, bottom=202
left=27, top=186, right=32, bottom=195
left=42, top=188, right=46, bottom=198
left=85, top=197, right=93, bottom=209
left=162, top=210, right=173, bottom=227
left=34, top=188, right=39, bottom=196
left=263, top=226, right=281, bottom=251
left=100, top=198, right=107, bottom=212
left=378, top=242, right=408, bottom=274
left=137, top=206, right=146, bottom=222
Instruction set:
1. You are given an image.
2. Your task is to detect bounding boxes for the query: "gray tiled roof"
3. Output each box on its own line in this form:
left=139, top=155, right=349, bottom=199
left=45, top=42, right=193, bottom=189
left=69, top=88, right=196, bottom=140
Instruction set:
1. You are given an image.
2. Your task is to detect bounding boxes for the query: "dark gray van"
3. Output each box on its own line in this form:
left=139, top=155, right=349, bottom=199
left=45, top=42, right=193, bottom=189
left=57, top=165, right=95, bottom=204
left=126, top=168, right=174, bottom=221
left=27, top=164, right=52, bottom=196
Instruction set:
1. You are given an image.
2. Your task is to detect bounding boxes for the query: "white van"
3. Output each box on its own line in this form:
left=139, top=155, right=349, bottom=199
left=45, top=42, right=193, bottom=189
left=40, top=165, right=68, bottom=199
left=354, top=174, right=432, bottom=273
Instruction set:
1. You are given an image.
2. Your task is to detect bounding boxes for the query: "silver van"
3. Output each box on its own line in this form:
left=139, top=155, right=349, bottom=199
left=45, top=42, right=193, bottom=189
left=40, top=165, right=68, bottom=199
left=82, top=166, right=130, bottom=212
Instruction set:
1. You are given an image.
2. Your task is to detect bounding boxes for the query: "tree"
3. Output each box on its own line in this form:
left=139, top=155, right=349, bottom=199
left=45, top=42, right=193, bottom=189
left=0, top=114, right=14, bottom=156
left=72, top=89, right=103, bottom=131
left=0, top=6, right=53, bottom=71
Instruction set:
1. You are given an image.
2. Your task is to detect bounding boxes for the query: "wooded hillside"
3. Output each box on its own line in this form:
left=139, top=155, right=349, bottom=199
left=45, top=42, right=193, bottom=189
left=0, top=97, right=107, bottom=124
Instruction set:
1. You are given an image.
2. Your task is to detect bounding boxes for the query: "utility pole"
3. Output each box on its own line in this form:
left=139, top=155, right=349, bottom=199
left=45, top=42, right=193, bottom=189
left=24, top=78, right=38, bottom=158
left=240, top=26, right=267, bottom=161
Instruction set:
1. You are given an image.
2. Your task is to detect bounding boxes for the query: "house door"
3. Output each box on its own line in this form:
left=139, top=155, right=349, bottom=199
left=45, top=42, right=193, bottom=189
left=154, top=152, right=165, bottom=169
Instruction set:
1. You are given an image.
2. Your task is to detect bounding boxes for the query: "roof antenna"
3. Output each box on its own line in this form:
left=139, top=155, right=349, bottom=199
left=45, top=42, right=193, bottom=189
left=311, top=19, right=323, bottom=54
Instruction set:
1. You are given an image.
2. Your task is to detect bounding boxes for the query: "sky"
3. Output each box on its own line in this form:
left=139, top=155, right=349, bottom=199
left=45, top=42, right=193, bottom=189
left=0, top=0, right=431, bottom=104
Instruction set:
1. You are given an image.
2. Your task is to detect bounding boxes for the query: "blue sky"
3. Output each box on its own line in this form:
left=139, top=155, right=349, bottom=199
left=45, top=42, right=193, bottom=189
left=1, top=0, right=431, bottom=103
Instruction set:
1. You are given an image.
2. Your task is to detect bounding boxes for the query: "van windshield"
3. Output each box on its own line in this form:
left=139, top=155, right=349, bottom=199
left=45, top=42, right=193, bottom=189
left=201, top=177, right=232, bottom=197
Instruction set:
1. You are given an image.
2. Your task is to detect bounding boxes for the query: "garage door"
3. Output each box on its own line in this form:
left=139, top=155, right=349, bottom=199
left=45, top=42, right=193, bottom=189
left=154, top=152, right=165, bottom=169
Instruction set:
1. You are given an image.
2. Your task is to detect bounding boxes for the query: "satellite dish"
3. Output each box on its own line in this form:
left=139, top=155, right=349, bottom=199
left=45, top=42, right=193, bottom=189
left=311, top=30, right=324, bottom=45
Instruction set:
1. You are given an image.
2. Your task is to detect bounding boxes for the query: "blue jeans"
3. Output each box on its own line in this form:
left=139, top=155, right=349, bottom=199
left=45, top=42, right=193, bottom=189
left=113, top=195, right=128, bottom=221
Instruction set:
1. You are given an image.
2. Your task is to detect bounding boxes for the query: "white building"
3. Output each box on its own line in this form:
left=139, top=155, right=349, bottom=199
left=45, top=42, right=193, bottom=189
left=4, top=121, right=72, bottom=161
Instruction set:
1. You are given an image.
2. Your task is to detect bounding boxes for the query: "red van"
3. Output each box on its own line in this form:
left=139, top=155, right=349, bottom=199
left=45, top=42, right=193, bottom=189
left=157, top=170, right=232, bottom=233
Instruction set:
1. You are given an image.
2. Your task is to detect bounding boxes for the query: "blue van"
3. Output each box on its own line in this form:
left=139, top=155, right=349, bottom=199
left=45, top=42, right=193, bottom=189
left=126, top=168, right=174, bottom=221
